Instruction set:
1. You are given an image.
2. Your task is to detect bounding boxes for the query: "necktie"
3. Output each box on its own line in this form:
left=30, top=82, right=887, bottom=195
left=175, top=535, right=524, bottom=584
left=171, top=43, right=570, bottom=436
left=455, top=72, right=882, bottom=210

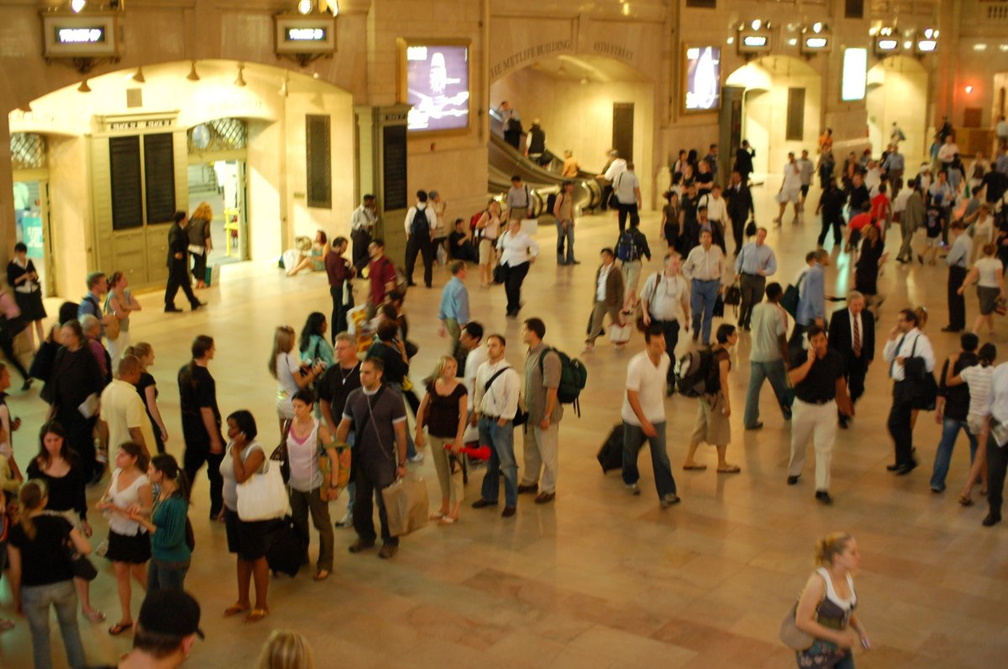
left=889, top=334, right=906, bottom=378
left=853, top=316, right=861, bottom=358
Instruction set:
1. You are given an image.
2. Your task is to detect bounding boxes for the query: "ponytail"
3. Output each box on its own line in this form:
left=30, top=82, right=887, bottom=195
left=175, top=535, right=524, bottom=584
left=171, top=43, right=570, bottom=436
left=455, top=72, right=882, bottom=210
left=150, top=454, right=190, bottom=504
left=813, top=532, right=852, bottom=567
left=18, top=479, right=48, bottom=540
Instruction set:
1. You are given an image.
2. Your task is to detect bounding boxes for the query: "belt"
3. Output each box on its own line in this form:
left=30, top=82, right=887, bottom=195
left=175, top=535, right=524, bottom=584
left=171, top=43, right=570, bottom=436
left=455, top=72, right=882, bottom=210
left=741, top=272, right=763, bottom=278
left=797, top=397, right=834, bottom=406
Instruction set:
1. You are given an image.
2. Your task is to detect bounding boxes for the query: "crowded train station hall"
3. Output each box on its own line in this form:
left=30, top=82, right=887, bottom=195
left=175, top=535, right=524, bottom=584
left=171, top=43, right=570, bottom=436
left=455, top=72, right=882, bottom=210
left=1, top=0, right=1007, bottom=667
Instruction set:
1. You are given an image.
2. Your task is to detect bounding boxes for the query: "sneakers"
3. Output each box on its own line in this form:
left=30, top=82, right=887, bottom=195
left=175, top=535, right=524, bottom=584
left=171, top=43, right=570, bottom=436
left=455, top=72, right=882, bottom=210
left=408, top=452, right=425, bottom=464
left=625, top=483, right=641, bottom=496
left=815, top=490, right=833, bottom=505
left=334, top=511, right=353, bottom=528
left=660, top=493, right=681, bottom=508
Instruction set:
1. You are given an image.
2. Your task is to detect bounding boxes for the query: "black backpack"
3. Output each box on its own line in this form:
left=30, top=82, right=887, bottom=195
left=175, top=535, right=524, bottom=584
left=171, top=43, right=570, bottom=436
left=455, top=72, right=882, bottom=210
left=539, top=348, right=588, bottom=416
left=411, top=207, right=429, bottom=237
left=674, top=348, right=717, bottom=398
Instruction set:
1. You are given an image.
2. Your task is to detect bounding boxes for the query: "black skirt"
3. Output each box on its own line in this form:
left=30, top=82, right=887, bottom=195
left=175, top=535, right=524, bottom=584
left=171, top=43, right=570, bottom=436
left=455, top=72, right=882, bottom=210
left=105, top=529, right=151, bottom=564
left=14, top=290, right=47, bottom=321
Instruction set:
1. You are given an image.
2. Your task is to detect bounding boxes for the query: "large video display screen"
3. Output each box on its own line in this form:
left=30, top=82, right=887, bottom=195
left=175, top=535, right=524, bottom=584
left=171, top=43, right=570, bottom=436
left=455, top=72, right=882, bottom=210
left=683, top=46, right=721, bottom=112
left=402, top=43, right=471, bottom=133
left=841, top=48, right=867, bottom=101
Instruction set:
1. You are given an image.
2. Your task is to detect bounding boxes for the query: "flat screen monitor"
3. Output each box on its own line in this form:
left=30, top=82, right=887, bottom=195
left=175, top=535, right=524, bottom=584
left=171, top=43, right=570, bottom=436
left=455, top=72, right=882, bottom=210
left=399, top=41, right=471, bottom=133
left=841, top=48, right=867, bottom=101
left=683, top=46, right=721, bottom=112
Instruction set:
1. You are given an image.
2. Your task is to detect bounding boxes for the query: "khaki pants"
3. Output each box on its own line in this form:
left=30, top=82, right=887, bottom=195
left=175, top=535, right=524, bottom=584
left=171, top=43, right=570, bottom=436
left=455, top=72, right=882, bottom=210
left=520, top=421, right=559, bottom=493
left=428, top=434, right=464, bottom=505
left=787, top=398, right=837, bottom=492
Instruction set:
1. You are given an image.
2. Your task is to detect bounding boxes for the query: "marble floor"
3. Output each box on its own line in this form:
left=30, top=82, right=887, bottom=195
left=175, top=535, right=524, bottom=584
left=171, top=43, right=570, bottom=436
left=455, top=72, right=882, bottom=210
left=2, top=183, right=1007, bottom=668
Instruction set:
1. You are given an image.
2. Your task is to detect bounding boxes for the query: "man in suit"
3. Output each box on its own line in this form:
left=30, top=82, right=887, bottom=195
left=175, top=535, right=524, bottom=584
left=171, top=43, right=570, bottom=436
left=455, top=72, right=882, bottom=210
left=828, top=291, right=875, bottom=428
left=734, top=140, right=754, bottom=183
left=584, top=247, right=626, bottom=352
left=164, top=210, right=203, bottom=313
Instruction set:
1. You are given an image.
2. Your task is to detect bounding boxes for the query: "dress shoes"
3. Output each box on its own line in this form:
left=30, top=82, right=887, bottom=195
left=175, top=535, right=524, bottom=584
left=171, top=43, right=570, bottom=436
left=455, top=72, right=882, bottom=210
left=471, top=499, right=497, bottom=509
left=501, top=506, right=517, bottom=518
left=886, top=463, right=901, bottom=471
left=982, top=513, right=1002, bottom=527
left=815, top=490, right=833, bottom=505
left=347, top=539, right=375, bottom=554
left=787, top=475, right=800, bottom=485
left=516, top=483, right=538, bottom=495
left=534, top=491, right=555, bottom=504
left=895, top=460, right=918, bottom=476
left=164, top=305, right=183, bottom=313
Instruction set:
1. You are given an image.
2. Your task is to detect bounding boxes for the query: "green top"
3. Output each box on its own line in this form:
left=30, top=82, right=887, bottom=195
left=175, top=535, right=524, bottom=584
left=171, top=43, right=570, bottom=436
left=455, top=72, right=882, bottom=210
left=150, top=494, right=191, bottom=563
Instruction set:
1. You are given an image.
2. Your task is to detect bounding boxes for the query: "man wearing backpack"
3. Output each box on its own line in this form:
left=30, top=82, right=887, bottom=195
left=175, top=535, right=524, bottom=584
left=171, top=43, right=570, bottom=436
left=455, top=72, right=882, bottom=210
left=517, top=318, right=562, bottom=505
left=622, top=324, right=680, bottom=507
left=616, top=218, right=652, bottom=300
left=403, top=190, right=437, bottom=288
left=641, top=254, right=691, bottom=395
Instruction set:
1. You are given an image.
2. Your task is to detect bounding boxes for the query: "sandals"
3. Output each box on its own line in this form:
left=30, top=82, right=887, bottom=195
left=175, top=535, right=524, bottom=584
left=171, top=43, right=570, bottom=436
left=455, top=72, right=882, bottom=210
left=108, top=621, right=133, bottom=636
left=439, top=516, right=458, bottom=525
left=313, top=569, right=330, bottom=581
left=223, top=604, right=251, bottom=617
left=83, top=609, right=106, bottom=623
left=959, top=494, right=974, bottom=507
left=245, top=608, right=269, bottom=623
left=717, top=465, right=742, bottom=474
left=429, top=511, right=447, bottom=521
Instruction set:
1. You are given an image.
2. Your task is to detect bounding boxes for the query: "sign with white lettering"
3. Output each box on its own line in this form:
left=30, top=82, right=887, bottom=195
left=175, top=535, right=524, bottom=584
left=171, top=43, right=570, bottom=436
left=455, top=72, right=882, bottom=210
left=42, top=14, right=119, bottom=58
left=275, top=15, right=336, bottom=55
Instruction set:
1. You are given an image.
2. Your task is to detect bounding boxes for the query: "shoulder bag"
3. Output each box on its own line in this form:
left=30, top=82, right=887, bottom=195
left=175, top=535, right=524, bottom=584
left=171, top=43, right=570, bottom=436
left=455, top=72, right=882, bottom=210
left=778, top=603, right=814, bottom=651
left=485, top=368, right=527, bottom=426
left=269, top=420, right=292, bottom=484
left=103, top=295, right=121, bottom=341
left=236, top=456, right=290, bottom=522
left=902, top=337, right=938, bottom=411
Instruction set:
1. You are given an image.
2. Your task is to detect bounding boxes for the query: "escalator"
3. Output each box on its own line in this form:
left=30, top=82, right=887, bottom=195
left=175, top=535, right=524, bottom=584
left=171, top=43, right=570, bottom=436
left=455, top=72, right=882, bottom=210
left=487, top=110, right=602, bottom=216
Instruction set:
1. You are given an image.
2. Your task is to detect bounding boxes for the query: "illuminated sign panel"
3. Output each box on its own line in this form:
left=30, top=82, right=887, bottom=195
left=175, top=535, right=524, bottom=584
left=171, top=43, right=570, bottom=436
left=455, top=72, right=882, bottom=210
left=737, top=31, right=772, bottom=55
left=274, top=15, right=337, bottom=55
left=42, top=14, right=119, bottom=58
left=841, top=48, right=867, bottom=101
left=398, top=40, right=471, bottom=133
left=683, top=46, right=721, bottom=112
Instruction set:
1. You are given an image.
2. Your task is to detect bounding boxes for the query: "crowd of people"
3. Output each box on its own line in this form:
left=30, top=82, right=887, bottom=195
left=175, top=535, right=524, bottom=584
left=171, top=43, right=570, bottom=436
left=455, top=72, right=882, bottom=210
left=3, top=121, right=1008, bottom=667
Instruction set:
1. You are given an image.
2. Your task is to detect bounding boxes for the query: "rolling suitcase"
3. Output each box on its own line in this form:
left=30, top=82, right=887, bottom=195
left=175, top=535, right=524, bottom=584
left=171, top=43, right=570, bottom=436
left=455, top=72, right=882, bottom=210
left=596, top=424, right=625, bottom=473
left=265, top=516, right=303, bottom=577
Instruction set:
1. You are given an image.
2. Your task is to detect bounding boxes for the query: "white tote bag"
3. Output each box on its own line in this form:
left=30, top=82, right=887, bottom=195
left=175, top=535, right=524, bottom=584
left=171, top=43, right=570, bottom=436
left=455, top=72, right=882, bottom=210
left=236, top=460, right=291, bottom=522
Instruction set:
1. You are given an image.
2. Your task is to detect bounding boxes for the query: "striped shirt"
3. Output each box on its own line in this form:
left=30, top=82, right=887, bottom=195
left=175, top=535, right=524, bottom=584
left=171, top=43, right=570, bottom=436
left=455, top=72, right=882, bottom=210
left=961, top=365, right=994, bottom=417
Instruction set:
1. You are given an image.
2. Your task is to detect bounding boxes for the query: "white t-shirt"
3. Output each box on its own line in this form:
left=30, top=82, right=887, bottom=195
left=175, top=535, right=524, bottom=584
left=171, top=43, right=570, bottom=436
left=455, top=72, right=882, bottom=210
left=613, top=171, right=640, bottom=204
left=702, top=194, right=727, bottom=222
left=961, top=364, right=994, bottom=417
left=621, top=351, right=671, bottom=424
left=100, top=379, right=156, bottom=455
left=276, top=351, right=302, bottom=419
left=782, top=162, right=802, bottom=190
left=975, top=257, right=1003, bottom=288
left=604, top=158, right=628, bottom=182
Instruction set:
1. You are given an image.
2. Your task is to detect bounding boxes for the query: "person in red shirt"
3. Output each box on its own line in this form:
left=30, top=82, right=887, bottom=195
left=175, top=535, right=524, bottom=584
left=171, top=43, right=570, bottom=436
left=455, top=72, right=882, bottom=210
left=870, top=184, right=892, bottom=241
left=367, top=239, right=398, bottom=310
left=846, top=202, right=873, bottom=252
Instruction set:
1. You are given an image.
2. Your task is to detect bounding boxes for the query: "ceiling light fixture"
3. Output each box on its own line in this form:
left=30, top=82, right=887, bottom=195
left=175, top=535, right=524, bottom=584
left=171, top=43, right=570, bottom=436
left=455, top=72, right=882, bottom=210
left=70, top=0, right=87, bottom=13
left=78, top=79, right=91, bottom=93
left=186, top=61, right=200, bottom=81
left=298, top=0, right=313, bottom=14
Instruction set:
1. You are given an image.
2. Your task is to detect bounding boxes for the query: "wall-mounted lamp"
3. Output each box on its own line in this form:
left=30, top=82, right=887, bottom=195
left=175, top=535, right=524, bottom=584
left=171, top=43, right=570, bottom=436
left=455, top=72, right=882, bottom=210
left=78, top=78, right=91, bottom=92
left=873, top=27, right=901, bottom=57
left=235, top=64, right=247, bottom=87
left=295, top=0, right=338, bottom=15
left=132, top=66, right=145, bottom=83
left=70, top=0, right=87, bottom=13
left=916, top=28, right=939, bottom=55
left=279, top=74, right=289, bottom=97
left=800, top=23, right=831, bottom=57
left=186, top=60, right=200, bottom=81
left=737, top=20, right=773, bottom=57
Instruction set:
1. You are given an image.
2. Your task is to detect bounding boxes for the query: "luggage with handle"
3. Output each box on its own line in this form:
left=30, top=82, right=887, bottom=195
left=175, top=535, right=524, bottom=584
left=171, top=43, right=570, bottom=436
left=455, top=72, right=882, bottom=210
left=265, top=516, right=304, bottom=577
left=596, top=424, right=625, bottom=473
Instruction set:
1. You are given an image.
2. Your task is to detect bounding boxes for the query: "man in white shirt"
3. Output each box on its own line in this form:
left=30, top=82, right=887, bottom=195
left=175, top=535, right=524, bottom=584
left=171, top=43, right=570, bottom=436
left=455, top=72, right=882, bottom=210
left=496, top=219, right=540, bottom=318
left=983, top=359, right=1008, bottom=526
left=403, top=190, right=437, bottom=288
left=699, top=183, right=728, bottom=252
left=682, top=229, right=725, bottom=344
left=996, top=115, right=1008, bottom=149
left=641, top=254, right=691, bottom=394
left=612, top=161, right=642, bottom=234
left=584, top=248, right=626, bottom=352
left=797, top=150, right=815, bottom=206
left=471, top=334, right=522, bottom=517
left=100, top=355, right=155, bottom=457
left=937, top=134, right=960, bottom=167
left=774, top=152, right=802, bottom=225
left=883, top=308, right=935, bottom=475
left=621, top=325, right=680, bottom=507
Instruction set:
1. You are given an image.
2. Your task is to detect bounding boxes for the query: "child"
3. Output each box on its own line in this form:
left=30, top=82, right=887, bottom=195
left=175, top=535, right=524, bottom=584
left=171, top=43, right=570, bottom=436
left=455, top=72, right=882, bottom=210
left=918, top=206, right=944, bottom=265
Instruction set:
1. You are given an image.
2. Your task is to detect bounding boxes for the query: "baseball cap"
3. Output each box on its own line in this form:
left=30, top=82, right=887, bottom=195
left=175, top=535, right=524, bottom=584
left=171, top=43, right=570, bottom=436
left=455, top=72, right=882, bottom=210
left=137, top=590, right=204, bottom=640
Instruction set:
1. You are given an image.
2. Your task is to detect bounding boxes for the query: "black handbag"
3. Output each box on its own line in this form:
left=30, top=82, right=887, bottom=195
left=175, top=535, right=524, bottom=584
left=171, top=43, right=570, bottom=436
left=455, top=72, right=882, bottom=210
left=902, top=338, right=938, bottom=411
left=493, top=263, right=507, bottom=285
left=63, top=535, right=98, bottom=581
left=270, top=422, right=292, bottom=484
left=713, top=294, right=725, bottom=318
left=724, top=282, right=742, bottom=306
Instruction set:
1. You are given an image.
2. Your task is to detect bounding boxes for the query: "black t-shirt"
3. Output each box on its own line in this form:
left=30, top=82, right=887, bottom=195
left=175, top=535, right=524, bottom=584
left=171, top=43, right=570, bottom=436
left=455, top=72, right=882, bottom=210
left=848, top=185, right=870, bottom=213
left=449, top=231, right=468, bottom=250
left=982, top=170, right=1008, bottom=204
left=27, top=453, right=87, bottom=520
left=178, top=363, right=220, bottom=430
left=938, top=352, right=979, bottom=421
left=424, top=381, right=468, bottom=438
left=317, top=362, right=362, bottom=419
left=8, top=514, right=75, bottom=586
left=790, top=349, right=844, bottom=403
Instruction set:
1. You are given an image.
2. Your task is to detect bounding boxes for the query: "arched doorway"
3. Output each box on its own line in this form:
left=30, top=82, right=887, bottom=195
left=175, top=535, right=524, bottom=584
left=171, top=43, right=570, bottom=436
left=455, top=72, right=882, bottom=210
left=8, top=61, right=355, bottom=296
left=489, top=54, right=655, bottom=206
left=725, top=56, right=823, bottom=181
left=866, top=56, right=928, bottom=160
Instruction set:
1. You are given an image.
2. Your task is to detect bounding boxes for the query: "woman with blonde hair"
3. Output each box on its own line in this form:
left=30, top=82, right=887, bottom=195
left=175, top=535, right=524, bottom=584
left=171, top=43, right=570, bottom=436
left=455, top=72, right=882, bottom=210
left=104, top=270, right=142, bottom=362
left=7, top=479, right=91, bottom=668
left=126, top=342, right=169, bottom=454
left=475, top=199, right=502, bottom=287
left=415, top=355, right=468, bottom=524
left=268, top=325, right=324, bottom=437
left=188, top=202, right=213, bottom=288
left=257, top=629, right=315, bottom=669
left=792, top=532, right=870, bottom=668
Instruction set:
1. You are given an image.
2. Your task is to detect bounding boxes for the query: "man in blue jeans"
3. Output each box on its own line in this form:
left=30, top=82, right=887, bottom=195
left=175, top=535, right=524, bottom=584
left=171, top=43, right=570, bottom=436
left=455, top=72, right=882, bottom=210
left=472, top=334, right=522, bottom=517
left=744, top=283, right=793, bottom=429
left=622, top=325, right=680, bottom=508
left=930, top=333, right=980, bottom=492
left=682, top=229, right=726, bottom=345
